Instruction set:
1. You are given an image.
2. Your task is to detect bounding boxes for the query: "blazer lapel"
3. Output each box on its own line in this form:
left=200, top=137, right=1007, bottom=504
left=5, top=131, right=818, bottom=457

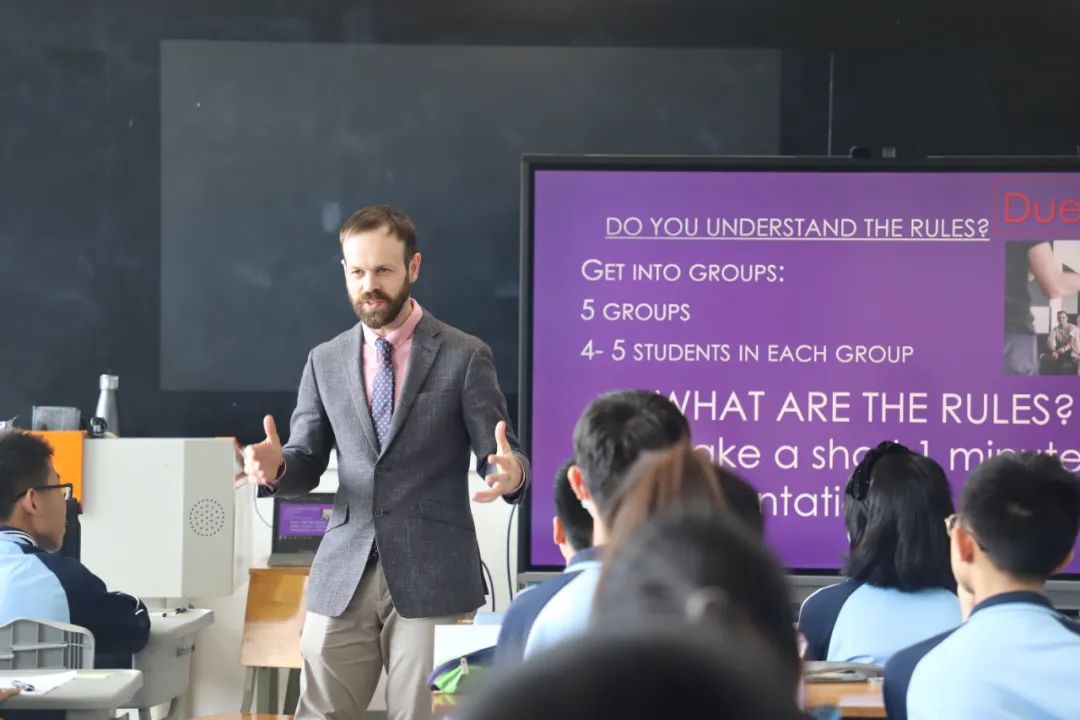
left=344, top=323, right=381, bottom=457
left=379, top=312, right=442, bottom=458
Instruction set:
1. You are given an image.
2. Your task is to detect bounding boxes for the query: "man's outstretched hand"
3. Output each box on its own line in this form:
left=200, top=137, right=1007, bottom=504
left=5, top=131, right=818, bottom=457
left=240, top=415, right=284, bottom=487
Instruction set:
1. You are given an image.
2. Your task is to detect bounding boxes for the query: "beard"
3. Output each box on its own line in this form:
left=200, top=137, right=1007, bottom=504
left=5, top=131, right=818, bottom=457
left=351, top=277, right=412, bottom=329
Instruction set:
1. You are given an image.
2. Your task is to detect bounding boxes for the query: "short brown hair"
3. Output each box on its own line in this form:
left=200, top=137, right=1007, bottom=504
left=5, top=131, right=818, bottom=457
left=604, top=440, right=726, bottom=553
left=339, top=205, right=418, bottom=262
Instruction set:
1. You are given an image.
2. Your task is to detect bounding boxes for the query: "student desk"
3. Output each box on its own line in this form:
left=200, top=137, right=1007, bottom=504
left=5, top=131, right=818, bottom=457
left=435, top=682, right=886, bottom=718
left=804, top=681, right=886, bottom=718
left=0, top=669, right=142, bottom=720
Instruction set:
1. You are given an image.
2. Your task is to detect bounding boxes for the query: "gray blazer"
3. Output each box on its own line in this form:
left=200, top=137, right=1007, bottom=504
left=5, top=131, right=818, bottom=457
left=273, top=311, right=530, bottom=618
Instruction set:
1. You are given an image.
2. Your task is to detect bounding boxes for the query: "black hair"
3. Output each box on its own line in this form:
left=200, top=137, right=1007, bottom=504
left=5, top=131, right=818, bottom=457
left=843, top=442, right=955, bottom=591
left=572, top=390, right=689, bottom=516
left=552, top=457, right=593, bottom=552
left=0, top=431, right=54, bottom=521
left=961, top=451, right=1080, bottom=580
left=712, top=463, right=765, bottom=537
left=593, top=513, right=800, bottom=691
left=461, top=625, right=804, bottom=720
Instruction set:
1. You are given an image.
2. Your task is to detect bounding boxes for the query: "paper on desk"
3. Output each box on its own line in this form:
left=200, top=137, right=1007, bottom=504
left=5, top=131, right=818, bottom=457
left=0, top=671, right=77, bottom=695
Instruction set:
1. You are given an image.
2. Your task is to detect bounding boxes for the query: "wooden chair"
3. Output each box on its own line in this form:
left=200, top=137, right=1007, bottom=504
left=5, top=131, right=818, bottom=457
left=239, top=568, right=309, bottom=714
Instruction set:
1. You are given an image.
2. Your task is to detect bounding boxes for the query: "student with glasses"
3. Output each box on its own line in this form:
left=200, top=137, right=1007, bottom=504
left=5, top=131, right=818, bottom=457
left=798, top=441, right=961, bottom=665
left=0, top=431, right=149, bottom=667
left=884, top=452, right=1080, bottom=720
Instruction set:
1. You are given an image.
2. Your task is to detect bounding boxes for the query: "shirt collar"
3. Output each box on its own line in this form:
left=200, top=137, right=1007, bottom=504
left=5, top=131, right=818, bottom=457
left=361, top=299, right=423, bottom=350
left=566, top=546, right=603, bottom=569
left=970, top=590, right=1053, bottom=616
left=0, top=526, right=38, bottom=547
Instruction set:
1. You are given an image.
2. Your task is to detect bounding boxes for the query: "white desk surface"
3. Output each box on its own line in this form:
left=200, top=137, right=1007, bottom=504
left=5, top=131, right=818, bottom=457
left=0, top=669, right=142, bottom=710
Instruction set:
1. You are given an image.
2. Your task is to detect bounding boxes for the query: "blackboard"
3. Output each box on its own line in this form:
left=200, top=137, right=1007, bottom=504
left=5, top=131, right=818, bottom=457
left=160, top=41, right=780, bottom=392
left=6, top=0, right=1080, bottom=441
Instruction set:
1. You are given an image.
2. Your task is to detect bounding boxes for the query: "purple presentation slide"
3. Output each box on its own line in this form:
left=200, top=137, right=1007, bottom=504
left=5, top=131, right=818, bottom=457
left=279, top=502, right=333, bottom=538
left=528, top=166, right=1080, bottom=574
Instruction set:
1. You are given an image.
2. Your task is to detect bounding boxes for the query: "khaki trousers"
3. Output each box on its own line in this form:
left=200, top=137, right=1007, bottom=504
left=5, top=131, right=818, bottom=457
left=295, top=559, right=472, bottom=720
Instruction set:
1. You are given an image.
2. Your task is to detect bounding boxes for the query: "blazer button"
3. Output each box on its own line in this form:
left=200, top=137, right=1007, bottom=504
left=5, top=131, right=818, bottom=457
left=375, top=508, right=385, bottom=517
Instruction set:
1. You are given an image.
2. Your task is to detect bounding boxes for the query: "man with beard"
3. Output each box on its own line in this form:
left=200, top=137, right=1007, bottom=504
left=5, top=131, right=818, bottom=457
left=240, top=205, right=530, bottom=720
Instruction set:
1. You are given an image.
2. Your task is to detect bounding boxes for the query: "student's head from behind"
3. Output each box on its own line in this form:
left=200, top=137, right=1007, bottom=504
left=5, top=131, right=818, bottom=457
left=461, top=625, right=805, bottom=720
left=340, top=204, right=422, bottom=330
left=712, top=463, right=765, bottom=537
left=0, top=431, right=67, bottom=552
left=951, top=452, right=1080, bottom=591
left=593, top=514, right=801, bottom=693
left=843, top=441, right=955, bottom=592
left=567, top=390, right=689, bottom=530
left=602, top=441, right=725, bottom=552
left=552, top=457, right=592, bottom=562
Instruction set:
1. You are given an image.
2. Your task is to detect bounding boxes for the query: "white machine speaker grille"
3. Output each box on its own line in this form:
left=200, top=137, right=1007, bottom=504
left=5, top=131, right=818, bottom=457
left=188, top=498, right=226, bottom=537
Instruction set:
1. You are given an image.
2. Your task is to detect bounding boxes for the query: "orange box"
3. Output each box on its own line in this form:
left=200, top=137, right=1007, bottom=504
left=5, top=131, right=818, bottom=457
left=29, top=430, right=85, bottom=504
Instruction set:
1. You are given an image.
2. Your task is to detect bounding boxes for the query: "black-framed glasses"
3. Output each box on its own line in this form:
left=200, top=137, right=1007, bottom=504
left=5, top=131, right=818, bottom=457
left=13, top=482, right=73, bottom=502
left=944, top=513, right=984, bottom=549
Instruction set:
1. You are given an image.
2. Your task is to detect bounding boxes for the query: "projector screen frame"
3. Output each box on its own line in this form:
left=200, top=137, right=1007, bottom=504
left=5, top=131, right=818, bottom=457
left=518, top=154, right=1080, bottom=605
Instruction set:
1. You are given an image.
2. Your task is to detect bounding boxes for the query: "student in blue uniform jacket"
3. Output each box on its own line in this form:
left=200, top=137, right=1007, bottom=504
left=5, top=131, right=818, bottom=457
left=523, top=391, right=690, bottom=658
left=0, top=431, right=149, bottom=667
left=495, top=457, right=595, bottom=668
left=884, top=452, right=1080, bottom=720
left=799, top=442, right=960, bottom=665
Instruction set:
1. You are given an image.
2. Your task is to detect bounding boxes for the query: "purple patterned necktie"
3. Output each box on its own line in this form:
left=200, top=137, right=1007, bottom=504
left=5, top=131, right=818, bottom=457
left=372, top=338, right=394, bottom=449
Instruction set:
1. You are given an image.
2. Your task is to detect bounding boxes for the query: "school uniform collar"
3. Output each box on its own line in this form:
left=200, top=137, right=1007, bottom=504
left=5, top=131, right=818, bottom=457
left=564, top=546, right=603, bottom=571
left=971, top=590, right=1053, bottom=616
left=0, top=526, right=37, bottom=547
